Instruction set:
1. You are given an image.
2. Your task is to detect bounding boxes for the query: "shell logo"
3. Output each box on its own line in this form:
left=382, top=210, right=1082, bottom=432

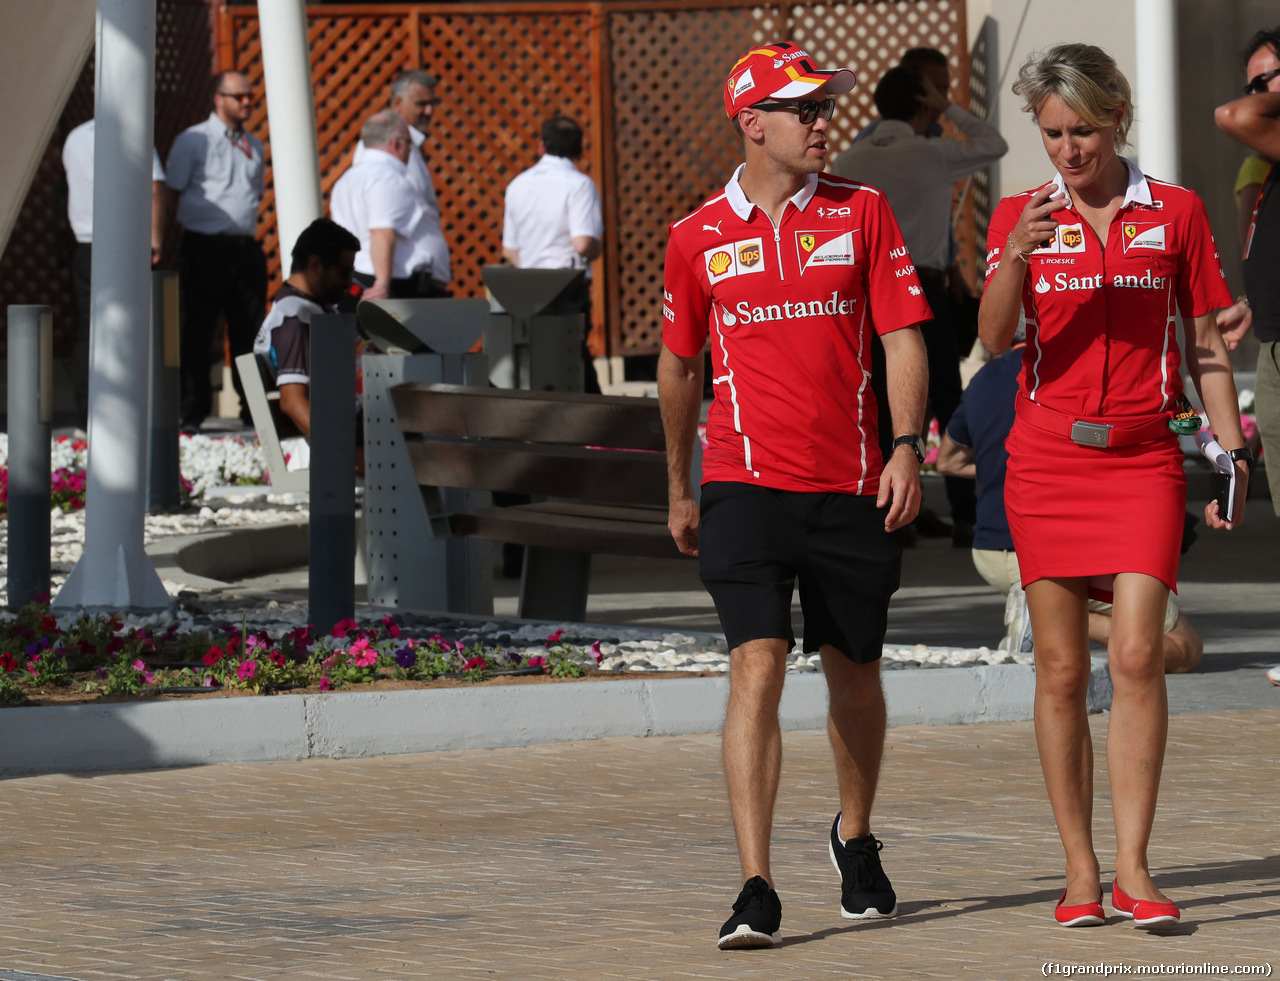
left=708, top=251, right=733, bottom=276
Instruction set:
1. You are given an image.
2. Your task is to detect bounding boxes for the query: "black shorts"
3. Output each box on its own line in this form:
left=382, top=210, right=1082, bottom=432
left=698, top=481, right=904, bottom=663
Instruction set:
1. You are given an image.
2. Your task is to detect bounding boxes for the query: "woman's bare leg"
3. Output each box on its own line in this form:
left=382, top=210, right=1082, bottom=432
left=1027, top=576, right=1099, bottom=905
left=1105, top=573, right=1172, bottom=903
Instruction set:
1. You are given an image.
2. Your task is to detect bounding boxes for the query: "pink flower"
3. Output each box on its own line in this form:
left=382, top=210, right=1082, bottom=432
left=590, top=640, right=603, bottom=664
left=268, top=652, right=286, bottom=667
left=245, top=636, right=265, bottom=652
left=528, top=655, right=547, bottom=669
left=321, top=651, right=342, bottom=669
left=237, top=661, right=258, bottom=681
left=381, top=615, right=402, bottom=639
left=203, top=646, right=224, bottom=666
left=544, top=629, right=565, bottom=647
left=319, top=677, right=332, bottom=692
left=463, top=656, right=487, bottom=671
left=348, top=638, right=378, bottom=667
left=131, top=659, right=154, bottom=684
left=330, top=618, right=358, bottom=639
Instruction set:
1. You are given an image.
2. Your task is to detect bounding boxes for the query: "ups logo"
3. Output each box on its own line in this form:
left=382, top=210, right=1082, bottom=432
left=737, top=243, right=762, bottom=268
left=1061, top=228, right=1083, bottom=249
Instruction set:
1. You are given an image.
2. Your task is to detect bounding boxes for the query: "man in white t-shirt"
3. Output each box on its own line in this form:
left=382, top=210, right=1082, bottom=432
left=501, top=115, right=604, bottom=391
left=330, top=111, right=444, bottom=300
left=349, top=69, right=450, bottom=290
left=61, top=118, right=167, bottom=424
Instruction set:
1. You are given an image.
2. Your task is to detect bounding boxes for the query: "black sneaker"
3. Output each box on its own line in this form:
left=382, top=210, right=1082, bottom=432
left=828, top=814, right=897, bottom=919
left=717, top=875, right=782, bottom=949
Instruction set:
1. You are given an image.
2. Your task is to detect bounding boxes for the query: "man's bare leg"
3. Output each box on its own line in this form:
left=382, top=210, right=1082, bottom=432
left=723, top=637, right=790, bottom=885
left=820, top=646, right=885, bottom=839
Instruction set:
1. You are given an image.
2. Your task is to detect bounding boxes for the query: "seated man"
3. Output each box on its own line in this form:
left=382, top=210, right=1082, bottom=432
left=936, top=338, right=1203, bottom=673
left=252, top=217, right=359, bottom=437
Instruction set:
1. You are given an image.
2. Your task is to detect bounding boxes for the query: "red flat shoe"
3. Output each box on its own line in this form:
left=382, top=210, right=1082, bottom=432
left=1111, top=881, right=1180, bottom=927
left=1054, top=888, right=1105, bottom=927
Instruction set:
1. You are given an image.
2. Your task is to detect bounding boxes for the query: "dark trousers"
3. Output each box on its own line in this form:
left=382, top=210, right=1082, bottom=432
left=70, top=242, right=93, bottom=421
left=918, top=270, right=975, bottom=526
left=179, top=231, right=267, bottom=426
left=544, top=275, right=600, bottom=395
left=869, top=270, right=976, bottom=526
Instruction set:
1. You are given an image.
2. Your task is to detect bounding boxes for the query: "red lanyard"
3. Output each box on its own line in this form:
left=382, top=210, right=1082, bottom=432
left=1243, top=161, right=1274, bottom=261
left=228, top=130, right=252, bottom=160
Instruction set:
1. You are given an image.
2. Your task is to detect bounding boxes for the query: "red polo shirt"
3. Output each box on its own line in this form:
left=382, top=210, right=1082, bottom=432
left=663, top=166, right=932, bottom=495
left=985, top=158, right=1233, bottom=418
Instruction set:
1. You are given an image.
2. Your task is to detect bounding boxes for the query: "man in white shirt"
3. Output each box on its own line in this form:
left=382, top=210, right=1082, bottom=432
left=165, top=70, right=267, bottom=429
left=501, top=115, right=604, bottom=392
left=330, top=111, right=444, bottom=300
left=62, top=118, right=167, bottom=425
left=350, top=69, right=450, bottom=290
left=832, top=65, right=1007, bottom=545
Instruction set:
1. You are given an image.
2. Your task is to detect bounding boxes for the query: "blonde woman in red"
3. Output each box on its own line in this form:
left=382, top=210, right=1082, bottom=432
left=979, top=43, right=1251, bottom=929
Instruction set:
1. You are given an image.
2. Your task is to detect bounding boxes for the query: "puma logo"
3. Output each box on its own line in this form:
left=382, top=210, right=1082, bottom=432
left=703, top=221, right=723, bottom=235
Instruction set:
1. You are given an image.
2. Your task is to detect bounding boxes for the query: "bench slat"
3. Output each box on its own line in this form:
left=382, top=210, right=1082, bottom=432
left=404, top=438, right=668, bottom=505
left=391, top=383, right=665, bottom=451
left=450, top=504, right=679, bottom=558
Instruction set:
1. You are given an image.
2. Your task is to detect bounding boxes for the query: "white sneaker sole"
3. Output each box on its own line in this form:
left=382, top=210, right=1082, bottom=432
left=829, top=841, right=899, bottom=919
left=717, top=924, right=781, bottom=949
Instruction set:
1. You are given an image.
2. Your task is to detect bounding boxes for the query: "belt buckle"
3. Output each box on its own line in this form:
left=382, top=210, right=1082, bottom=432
left=1070, top=421, right=1112, bottom=447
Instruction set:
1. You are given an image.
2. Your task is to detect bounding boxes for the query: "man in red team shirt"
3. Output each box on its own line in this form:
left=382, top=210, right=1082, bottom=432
left=658, top=41, right=932, bottom=949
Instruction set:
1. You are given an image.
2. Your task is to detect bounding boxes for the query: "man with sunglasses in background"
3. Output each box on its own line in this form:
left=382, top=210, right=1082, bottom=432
left=832, top=64, right=1006, bottom=550
left=166, top=71, right=266, bottom=431
left=1215, top=26, right=1280, bottom=686
left=659, top=41, right=931, bottom=949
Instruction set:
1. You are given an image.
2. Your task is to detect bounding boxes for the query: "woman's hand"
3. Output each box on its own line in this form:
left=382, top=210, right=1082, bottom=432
left=1008, top=186, right=1069, bottom=256
left=1205, top=462, right=1249, bottom=531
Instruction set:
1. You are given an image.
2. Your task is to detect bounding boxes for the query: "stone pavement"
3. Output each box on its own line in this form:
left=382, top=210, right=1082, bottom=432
left=1, top=708, right=1276, bottom=980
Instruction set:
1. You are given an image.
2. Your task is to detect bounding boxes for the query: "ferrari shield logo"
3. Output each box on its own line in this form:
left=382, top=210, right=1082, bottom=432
left=800, top=234, right=816, bottom=253
left=1124, top=224, right=1137, bottom=240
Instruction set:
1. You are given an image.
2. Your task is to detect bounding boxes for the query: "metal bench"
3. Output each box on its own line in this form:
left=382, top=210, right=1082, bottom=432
left=389, top=382, right=686, bottom=621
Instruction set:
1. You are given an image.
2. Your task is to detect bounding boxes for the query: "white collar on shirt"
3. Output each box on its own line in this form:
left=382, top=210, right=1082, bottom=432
left=723, top=163, right=819, bottom=220
left=358, top=146, right=409, bottom=175
left=1049, top=155, right=1153, bottom=209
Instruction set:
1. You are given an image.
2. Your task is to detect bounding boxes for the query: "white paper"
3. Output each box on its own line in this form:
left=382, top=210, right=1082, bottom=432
left=1195, top=431, right=1236, bottom=521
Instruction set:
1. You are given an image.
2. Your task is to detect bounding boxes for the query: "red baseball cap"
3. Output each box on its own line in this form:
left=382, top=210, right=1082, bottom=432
left=724, top=41, right=856, bottom=118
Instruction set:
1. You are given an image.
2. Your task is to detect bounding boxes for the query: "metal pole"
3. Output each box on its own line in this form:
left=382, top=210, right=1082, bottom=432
left=258, top=0, right=323, bottom=261
left=54, top=0, right=169, bottom=612
left=308, top=313, right=357, bottom=632
left=147, top=270, right=180, bottom=511
left=6, top=305, right=53, bottom=609
left=1134, top=0, right=1180, bottom=183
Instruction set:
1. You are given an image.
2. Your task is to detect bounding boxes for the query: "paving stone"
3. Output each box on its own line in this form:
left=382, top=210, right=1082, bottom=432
left=0, top=710, right=1275, bottom=978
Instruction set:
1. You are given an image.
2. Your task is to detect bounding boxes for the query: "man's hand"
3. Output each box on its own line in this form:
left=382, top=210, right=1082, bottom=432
left=1216, top=300, right=1252, bottom=350
left=917, top=73, right=950, bottom=116
left=876, top=446, right=921, bottom=533
left=362, top=278, right=391, bottom=301
left=668, top=492, right=700, bottom=556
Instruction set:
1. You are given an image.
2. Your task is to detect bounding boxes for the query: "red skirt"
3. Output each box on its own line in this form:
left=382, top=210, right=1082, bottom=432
left=1004, top=406, right=1186, bottom=598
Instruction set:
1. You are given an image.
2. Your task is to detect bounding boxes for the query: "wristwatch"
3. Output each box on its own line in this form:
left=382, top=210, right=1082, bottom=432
left=892, top=434, right=925, bottom=463
left=1228, top=446, right=1254, bottom=468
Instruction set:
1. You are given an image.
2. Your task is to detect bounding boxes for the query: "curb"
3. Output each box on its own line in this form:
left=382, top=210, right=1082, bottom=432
left=0, top=658, right=1110, bottom=777
left=146, top=518, right=309, bottom=589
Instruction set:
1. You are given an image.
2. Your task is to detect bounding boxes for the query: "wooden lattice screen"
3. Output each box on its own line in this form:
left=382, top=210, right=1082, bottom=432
left=218, top=0, right=969, bottom=359
left=0, top=0, right=216, bottom=361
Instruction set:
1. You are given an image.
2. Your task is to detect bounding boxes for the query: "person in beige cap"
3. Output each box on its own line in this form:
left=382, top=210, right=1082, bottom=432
left=660, top=40, right=931, bottom=948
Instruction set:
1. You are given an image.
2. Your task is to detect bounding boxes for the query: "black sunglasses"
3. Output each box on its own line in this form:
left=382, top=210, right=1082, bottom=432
left=1244, top=67, right=1280, bottom=94
left=749, top=98, right=837, bottom=125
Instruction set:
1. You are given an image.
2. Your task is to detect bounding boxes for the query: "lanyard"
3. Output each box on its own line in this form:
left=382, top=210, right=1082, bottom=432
left=1243, top=161, right=1274, bottom=261
left=227, top=130, right=253, bottom=160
